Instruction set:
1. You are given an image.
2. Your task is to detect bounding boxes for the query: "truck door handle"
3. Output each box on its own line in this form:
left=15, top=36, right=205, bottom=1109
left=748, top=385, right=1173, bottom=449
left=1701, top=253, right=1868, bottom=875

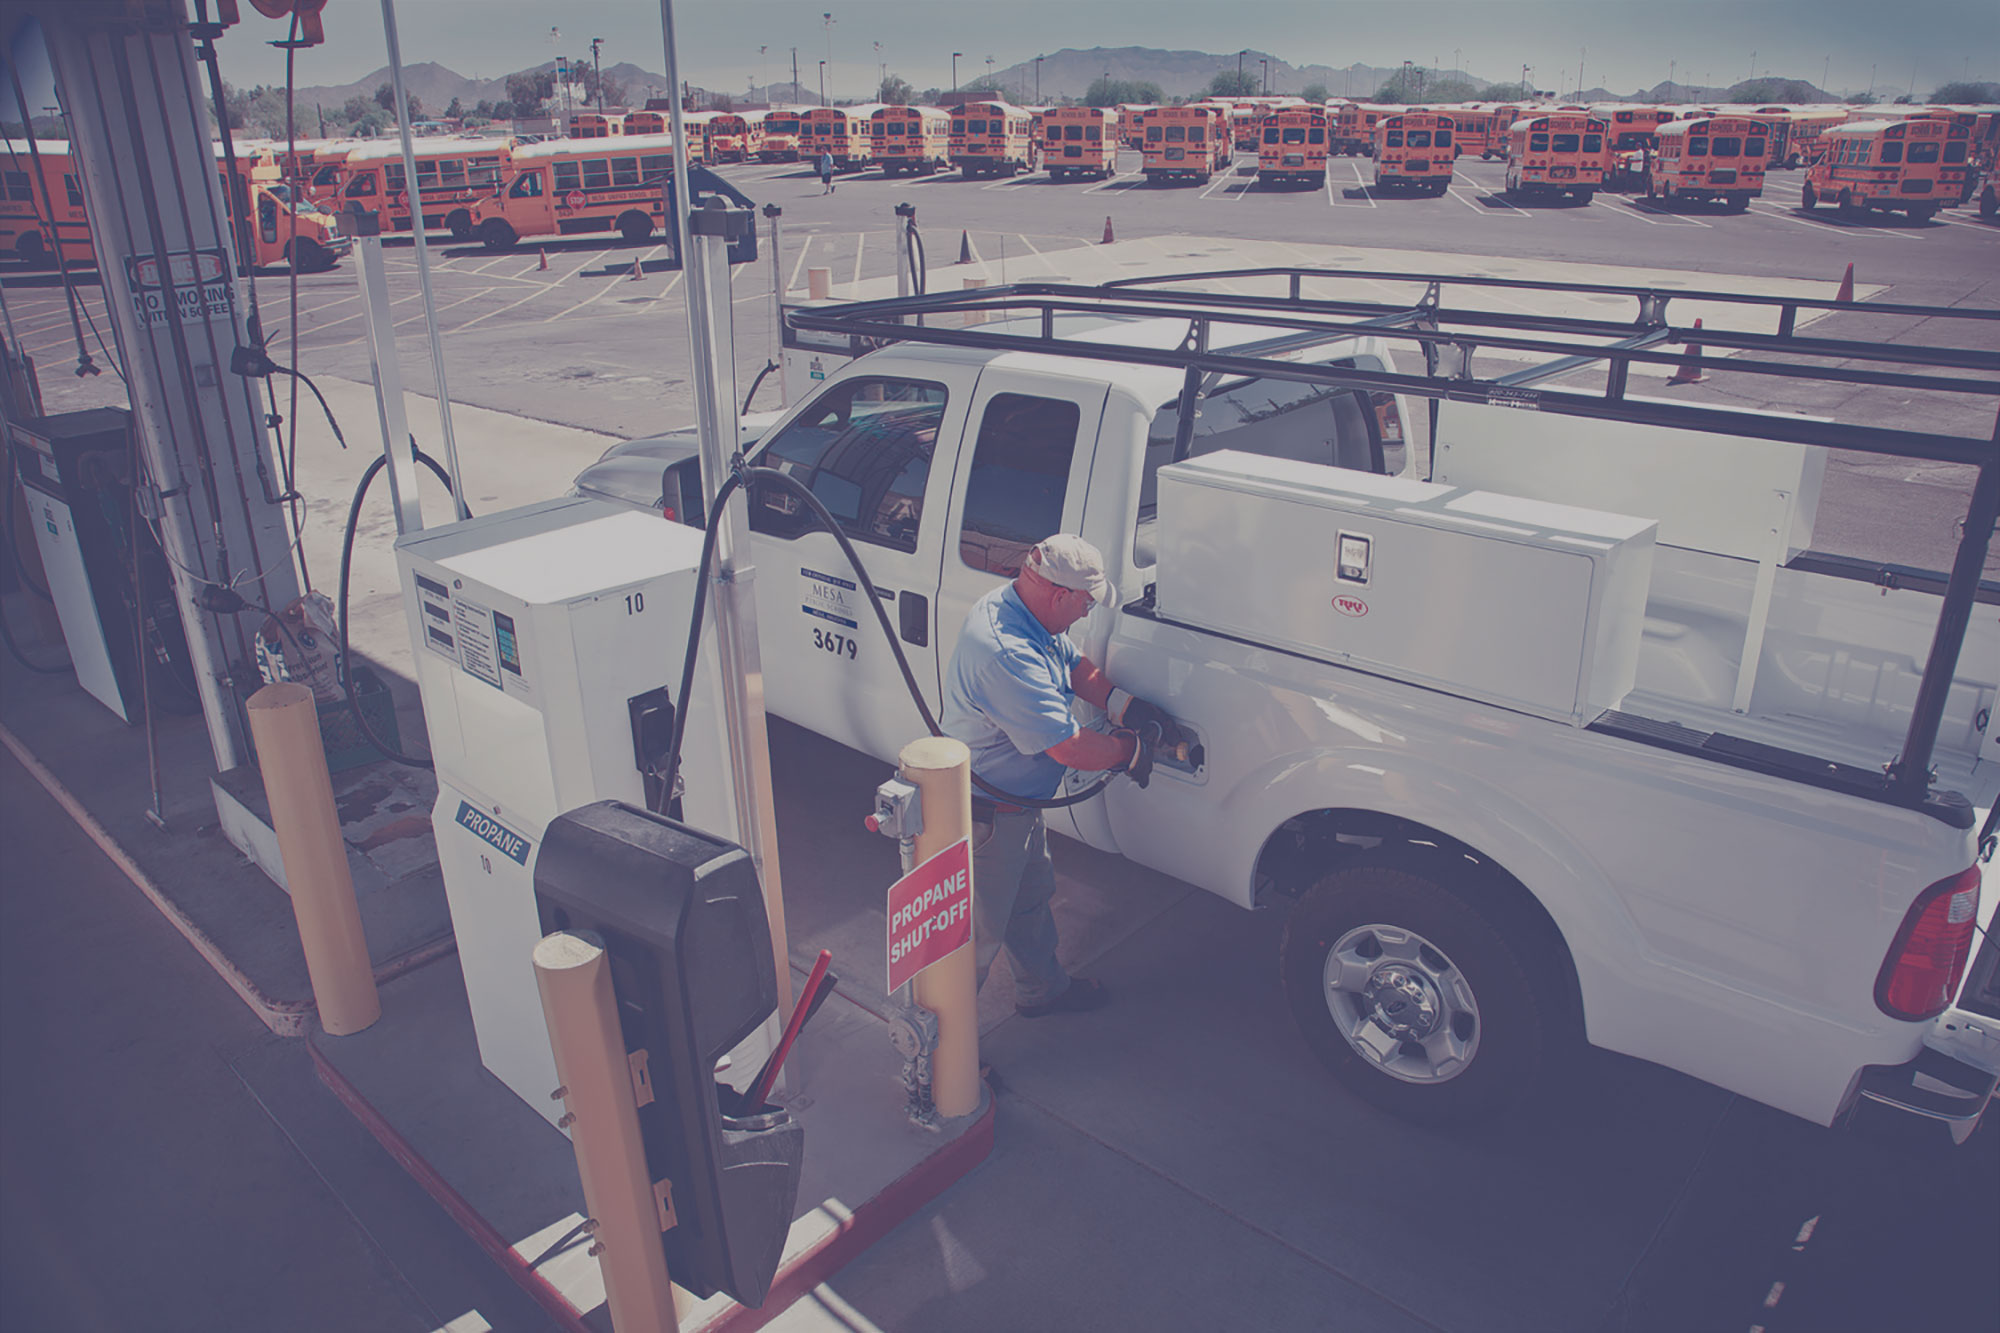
left=898, top=591, right=929, bottom=647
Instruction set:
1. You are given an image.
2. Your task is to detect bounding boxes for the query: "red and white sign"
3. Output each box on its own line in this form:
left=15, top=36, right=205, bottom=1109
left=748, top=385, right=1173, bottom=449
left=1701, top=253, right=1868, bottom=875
left=563, top=189, right=586, bottom=210
left=886, top=838, right=972, bottom=992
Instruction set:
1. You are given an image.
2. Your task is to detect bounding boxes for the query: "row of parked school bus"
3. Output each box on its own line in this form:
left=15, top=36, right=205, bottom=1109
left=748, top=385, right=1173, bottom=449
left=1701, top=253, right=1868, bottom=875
left=6, top=98, right=1994, bottom=273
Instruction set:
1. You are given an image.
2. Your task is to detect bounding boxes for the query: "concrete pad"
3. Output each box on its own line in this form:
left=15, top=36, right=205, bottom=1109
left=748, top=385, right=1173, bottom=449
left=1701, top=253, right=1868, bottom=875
left=978, top=888, right=1740, bottom=1333
left=308, top=949, right=994, bottom=1333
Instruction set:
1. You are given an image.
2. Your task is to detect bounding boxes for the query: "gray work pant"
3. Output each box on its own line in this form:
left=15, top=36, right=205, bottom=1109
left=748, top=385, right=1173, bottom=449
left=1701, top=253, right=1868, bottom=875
left=971, top=808, right=1071, bottom=1006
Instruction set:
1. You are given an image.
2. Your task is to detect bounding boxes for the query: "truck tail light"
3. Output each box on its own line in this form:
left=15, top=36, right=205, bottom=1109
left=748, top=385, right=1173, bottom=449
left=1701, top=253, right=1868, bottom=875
left=1875, top=865, right=1981, bottom=1020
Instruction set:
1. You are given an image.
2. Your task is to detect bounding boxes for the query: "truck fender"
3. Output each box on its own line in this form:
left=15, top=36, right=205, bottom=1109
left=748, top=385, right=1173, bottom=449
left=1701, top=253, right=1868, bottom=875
left=1217, top=745, right=1650, bottom=1046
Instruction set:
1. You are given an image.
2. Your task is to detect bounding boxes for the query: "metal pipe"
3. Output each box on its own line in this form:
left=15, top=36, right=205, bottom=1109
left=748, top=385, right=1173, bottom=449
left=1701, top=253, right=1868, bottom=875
left=380, top=0, right=467, bottom=519
left=350, top=223, right=425, bottom=535
left=764, top=204, right=788, bottom=407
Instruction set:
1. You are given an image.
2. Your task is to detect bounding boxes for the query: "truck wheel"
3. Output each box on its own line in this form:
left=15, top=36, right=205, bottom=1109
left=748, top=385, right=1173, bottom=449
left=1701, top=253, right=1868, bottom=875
left=1726, top=193, right=1749, bottom=212
left=14, top=232, right=48, bottom=266
left=479, top=218, right=518, bottom=250
left=1984, top=187, right=1998, bottom=219
left=618, top=210, right=653, bottom=242
left=446, top=209, right=474, bottom=242
left=285, top=236, right=333, bottom=273
left=1838, top=189, right=1862, bottom=218
left=1909, top=204, right=1939, bottom=222
left=1279, top=856, right=1574, bottom=1124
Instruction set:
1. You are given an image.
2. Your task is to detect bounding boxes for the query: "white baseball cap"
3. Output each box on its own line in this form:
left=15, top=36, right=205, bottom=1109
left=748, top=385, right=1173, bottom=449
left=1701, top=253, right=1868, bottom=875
left=1026, top=534, right=1114, bottom=607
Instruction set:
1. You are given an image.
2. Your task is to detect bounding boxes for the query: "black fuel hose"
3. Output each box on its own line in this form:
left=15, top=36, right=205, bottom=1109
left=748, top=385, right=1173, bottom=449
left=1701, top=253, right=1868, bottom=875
left=335, top=445, right=467, bottom=770
left=662, top=459, right=1119, bottom=815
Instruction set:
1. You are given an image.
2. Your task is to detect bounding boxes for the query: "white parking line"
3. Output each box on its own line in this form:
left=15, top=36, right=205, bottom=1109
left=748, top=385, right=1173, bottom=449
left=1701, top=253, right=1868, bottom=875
left=556, top=247, right=616, bottom=284
left=626, top=270, right=686, bottom=313
left=1081, top=171, right=1137, bottom=195
left=1751, top=203, right=1849, bottom=234
left=787, top=232, right=814, bottom=295
left=1014, top=233, right=1064, bottom=274
left=1445, top=186, right=1491, bottom=215
left=394, top=286, right=496, bottom=328
left=1196, top=172, right=1235, bottom=201
left=453, top=279, right=564, bottom=331
left=851, top=232, right=865, bottom=291
left=544, top=245, right=665, bottom=323
left=1348, top=162, right=1378, bottom=207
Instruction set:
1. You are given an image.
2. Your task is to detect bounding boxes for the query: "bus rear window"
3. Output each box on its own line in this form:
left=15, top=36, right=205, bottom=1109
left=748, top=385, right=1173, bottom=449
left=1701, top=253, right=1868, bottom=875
left=1065, top=125, right=1084, bottom=140
left=1944, top=141, right=1967, bottom=163
left=1264, top=127, right=1280, bottom=143
left=1309, top=128, right=1324, bottom=143
left=1435, top=129, right=1452, bottom=146
left=1530, top=133, right=1549, bottom=152
left=1166, top=125, right=1186, bottom=142
left=1907, top=141, right=1940, bottom=164
left=1746, top=137, right=1766, bottom=158
left=968, top=119, right=987, bottom=134
left=1552, top=134, right=1580, bottom=153
left=1582, top=133, right=1602, bottom=153
left=1407, top=131, right=1431, bottom=148
left=1880, top=141, right=1904, bottom=163
left=1281, top=127, right=1305, bottom=144
left=1711, top=136, right=1742, bottom=157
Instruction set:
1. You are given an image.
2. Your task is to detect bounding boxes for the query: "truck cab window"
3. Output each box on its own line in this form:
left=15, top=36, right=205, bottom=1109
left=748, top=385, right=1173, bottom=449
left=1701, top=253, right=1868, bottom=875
left=749, top=377, right=947, bottom=553
left=958, top=394, right=1081, bottom=577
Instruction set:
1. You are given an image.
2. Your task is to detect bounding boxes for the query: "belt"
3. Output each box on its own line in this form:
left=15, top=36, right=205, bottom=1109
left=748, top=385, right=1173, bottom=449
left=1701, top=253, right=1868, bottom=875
left=971, top=795, right=1029, bottom=821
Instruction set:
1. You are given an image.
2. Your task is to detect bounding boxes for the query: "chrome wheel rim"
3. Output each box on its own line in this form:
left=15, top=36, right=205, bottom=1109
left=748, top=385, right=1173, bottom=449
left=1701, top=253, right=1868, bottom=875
left=1322, top=923, right=1480, bottom=1085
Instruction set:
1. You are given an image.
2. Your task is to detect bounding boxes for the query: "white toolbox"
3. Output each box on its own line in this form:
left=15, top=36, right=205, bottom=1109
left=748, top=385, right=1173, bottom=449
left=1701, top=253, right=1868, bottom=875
left=1155, top=451, right=1658, bottom=724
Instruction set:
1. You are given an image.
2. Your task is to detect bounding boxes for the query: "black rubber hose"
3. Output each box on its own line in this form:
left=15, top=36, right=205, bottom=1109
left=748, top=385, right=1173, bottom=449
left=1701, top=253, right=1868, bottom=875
left=335, top=445, right=466, bottom=770
left=907, top=221, right=926, bottom=296
left=741, top=360, right=780, bottom=413
left=661, top=461, right=1118, bottom=813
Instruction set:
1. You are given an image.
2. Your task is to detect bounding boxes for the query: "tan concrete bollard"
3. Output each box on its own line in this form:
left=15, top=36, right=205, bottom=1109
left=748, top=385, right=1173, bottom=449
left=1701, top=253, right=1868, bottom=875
left=899, top=736, right=980, bottom=1117
left=245, top=683, right=380, bottom=1035
left=807, top=266, right=832, bottom=300
left=962, top=276, right=987, bottom=326
left=535, top=930, right=682, bottom=1333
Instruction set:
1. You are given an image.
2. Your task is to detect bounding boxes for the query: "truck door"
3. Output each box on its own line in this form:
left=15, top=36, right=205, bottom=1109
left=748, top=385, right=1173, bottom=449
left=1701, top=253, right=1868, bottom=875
left=744, top=365, right=977, bottom=762
left=935, top=371, right=1109, bottom=686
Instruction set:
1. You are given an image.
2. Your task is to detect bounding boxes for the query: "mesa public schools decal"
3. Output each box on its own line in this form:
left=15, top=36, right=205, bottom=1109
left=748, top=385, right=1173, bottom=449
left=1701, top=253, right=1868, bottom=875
left=455, top=801, right=531, bottom=865
left=1332, top=595, right=1369, bottom=618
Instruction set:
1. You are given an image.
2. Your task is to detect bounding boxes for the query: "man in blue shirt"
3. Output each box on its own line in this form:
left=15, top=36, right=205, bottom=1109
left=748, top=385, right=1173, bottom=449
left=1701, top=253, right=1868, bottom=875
left=941, top=534, right=1179, bottom=1017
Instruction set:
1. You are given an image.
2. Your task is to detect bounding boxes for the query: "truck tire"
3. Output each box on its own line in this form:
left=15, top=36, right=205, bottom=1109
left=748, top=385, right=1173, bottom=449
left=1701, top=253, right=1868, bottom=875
left=1984, top=187, right=1998, bottom=219
left=1279, top=856, right=1574, bottom=1124
left=618, top=210, right=653, bottom=242
left=446, top=209, right=474, bottom=242
left=1726, top=193, right=1750, bottom=212
left=1801, top=180, right=1818, bottom=210
left=479, top=218, right=518, bottom=250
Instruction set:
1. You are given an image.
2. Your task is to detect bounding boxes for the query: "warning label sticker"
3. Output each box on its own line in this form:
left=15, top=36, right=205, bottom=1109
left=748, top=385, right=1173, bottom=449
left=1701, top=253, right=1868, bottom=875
left=124, top=249, right=232, bottom=329
left=451, top=594, right=502, bottom=688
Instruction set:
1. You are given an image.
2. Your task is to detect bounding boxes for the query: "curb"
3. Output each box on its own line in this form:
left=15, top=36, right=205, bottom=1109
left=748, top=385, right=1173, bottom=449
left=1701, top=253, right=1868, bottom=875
left=0, top=722, right=456, bottom=1038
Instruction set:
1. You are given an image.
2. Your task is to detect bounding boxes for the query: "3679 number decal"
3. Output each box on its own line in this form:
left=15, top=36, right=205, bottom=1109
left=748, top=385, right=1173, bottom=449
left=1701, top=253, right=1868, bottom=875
left=813, top=627, right=857, bottom=660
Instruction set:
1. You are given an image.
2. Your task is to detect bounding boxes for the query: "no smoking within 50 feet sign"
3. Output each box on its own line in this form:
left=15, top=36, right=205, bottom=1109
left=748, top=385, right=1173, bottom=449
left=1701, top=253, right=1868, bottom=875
left=886, top=838, right=972, bottom=992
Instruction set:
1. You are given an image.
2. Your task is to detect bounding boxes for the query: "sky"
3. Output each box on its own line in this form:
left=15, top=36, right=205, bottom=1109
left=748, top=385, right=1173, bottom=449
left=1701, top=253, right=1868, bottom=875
left=10, top=1, right=1999, bottom=112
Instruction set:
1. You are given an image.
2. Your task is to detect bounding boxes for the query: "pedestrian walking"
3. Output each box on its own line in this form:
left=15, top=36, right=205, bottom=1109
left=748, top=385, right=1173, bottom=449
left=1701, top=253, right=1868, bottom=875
left=818, top=150, right=836, bottom=194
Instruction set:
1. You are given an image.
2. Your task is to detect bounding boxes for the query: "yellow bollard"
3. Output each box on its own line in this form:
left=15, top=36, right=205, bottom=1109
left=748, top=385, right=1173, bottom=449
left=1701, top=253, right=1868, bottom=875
left=806, top=265, right=832, bottom=300
left=899, top=736, right=980, bottom=1117
left=535, top=930, right=681, bottom=1333
left=245, top=683, right=380, bottom=1035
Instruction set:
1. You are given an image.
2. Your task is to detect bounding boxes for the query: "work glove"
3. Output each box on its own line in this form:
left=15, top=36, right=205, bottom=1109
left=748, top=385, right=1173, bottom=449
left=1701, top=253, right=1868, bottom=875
left=1108, top=688, right=1186, bottom=752
left=1118, top=724, right=1157, bottom=790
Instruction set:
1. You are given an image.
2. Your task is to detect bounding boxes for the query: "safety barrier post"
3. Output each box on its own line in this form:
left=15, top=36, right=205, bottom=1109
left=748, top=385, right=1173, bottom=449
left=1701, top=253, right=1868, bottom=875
left=535, top=930, right=681, bottom=1333
left=962, top=276, right=987, bottom=325
left=899, top=737, right=980, bottom=1117
left=244, top=683, right=379, bottom=1035
left=807, top=266, right=832, bottom=300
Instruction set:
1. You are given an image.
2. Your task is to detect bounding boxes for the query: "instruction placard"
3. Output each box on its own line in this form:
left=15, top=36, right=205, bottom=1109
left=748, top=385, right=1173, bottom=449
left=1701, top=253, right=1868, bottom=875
left=124, top=249, right=232, bottom=329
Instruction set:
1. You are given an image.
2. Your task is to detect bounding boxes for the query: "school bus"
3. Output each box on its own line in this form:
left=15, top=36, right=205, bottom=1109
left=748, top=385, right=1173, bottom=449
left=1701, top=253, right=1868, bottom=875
left=950, top=101, right=1036, bottom=177
left=623, top=110, right=667, bottom=136
left=469, top=134, right=674, bottom=248
left=1116, top=105, right=1156, bottom=150
left=2, top=139, right=94, bottom=267
left=567, top=112, right=625, bottom=139
left=1897, top=109, right=1985, bottom=201
left=1595, top=105, right=1681, bottom=189
left=1142, top=104, right=1230, bottom=184
left=705, top=113, right=758, bottom=163
left=1505, top=112, right=1607, bottom=202
left=1780, top=107, right=1848, bottom=167
left=1332, top=103, right=1392, bottom=156
left=871, top=105, right=950, bottom=176
left=336, top=137, right=509, bottom=241
left=1255, top=106, right=1328, bottom=188
left=801, top=105, right=879, bottom=171
left=1646, top=115, right=1767, bottom=210
left=1040, top=105, right=1119, bottom=181
left=752, top=109, right=803, bottom=161
left=216, top=147, right=354, bottom=272
left=1804, top=117, right=1965, bottom=220
left=1372, top=111, right=1456, bottom=194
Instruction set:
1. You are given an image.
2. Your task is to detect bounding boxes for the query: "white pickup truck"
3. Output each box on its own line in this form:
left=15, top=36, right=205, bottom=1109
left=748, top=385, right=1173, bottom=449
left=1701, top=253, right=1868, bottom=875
left=576, top=271, right=2000, bottom=1136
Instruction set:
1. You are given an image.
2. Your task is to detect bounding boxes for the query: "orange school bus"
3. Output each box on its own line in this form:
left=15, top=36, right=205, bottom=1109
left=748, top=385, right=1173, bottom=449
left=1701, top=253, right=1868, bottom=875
left=336, top=137, right=509, bottom=241
left=1505, top=112, right=1606, bottom=202
left=1646, top=116, right=1766, bottom=210
left=1256, top=107, right=1328, bottom=187
left=469, top=134, right=675, bottom=248
left=1040, top=105, right=1119, bottom=181
left=1116, top=105, right=1156, bottom=150
left=1332, top=103, right=1391, bottom=156
left=752, top=109, right=803, bottom=161
left=1803, top=118, right=1965, bottom=220
left=871, top=105, right=950, bottom=176
left=705, top=113, right=758, bottom=163
left=950, top=101, right=1036, bottom=177
left=567, top=112, right=625, bottom=139
left=1372, top=111, right=1456, bottom=194
left=802, top=106, right=879, bottom=170
left=1142, top=104, right=1229, bottom=184
left=3, top=139, right=94, bottom=267
left=620, top=110, right=704, bottom=164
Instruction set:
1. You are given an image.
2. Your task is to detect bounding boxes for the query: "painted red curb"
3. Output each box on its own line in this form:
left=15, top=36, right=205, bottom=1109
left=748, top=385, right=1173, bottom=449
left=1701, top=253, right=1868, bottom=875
left=308, top=1041, right=594, bottom=1333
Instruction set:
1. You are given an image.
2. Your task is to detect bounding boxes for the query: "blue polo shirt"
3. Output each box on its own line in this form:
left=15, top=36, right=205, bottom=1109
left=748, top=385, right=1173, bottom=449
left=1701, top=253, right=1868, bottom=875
left=941, top=583, right=1083, bottom=801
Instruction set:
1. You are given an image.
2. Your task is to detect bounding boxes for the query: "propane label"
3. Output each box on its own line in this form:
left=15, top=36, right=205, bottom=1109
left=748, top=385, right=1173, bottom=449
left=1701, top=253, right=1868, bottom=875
left=454, top=801, right=530, bottom=865
left=886, top=837, right=972, bottom=992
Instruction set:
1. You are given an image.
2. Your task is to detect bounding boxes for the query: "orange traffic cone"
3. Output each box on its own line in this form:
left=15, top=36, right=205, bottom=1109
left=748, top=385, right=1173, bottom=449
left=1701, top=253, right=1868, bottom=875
left=957, top=229, right=972, bottom=264
left=1668, top=317, right=1705, bottom=385
left=538, top=248, right=548, bottom=271
left=1834, top=261, right=1854, bottom=303
left=629, top=258, right=644, bottom=281
left=1102, top=215, right=1115, bottom=244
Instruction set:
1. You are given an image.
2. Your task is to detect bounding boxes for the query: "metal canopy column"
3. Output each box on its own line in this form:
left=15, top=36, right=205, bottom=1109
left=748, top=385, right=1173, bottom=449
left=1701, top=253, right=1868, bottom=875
left=38, top=0, right=303, bottom=771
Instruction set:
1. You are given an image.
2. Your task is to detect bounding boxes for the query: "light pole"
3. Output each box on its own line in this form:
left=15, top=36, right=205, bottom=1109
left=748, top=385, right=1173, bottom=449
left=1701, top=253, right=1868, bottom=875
left=1748, top=50, right=1756, bottom=83
left=822, top=11, right=834, bottom=103
left=1453, top=47, right=1461, bottom=81
left=985, top=55, right=994, bottom=90
left=952, top=52, right=961, bottom=98
left=875, top=41, right=883, bottom=97
left=1260, top=58, right=1269, bottom=95
left=818, top=60, right=827, bottom=107
left=1577, top=47, right=1586, bottom=99
left=590, top=36, right=604, bottom=112
left=1521, top=64, right=1531, bottom=99
left=1238, top=49, right=1247, bottom=87
left=1822, top=54, right=1829, bottom=98
left=759, top=45, right=769, bottom=101
left=1669, top=60, right=1676, bottom=102
left=1034, top=54, right=1043, bottom=104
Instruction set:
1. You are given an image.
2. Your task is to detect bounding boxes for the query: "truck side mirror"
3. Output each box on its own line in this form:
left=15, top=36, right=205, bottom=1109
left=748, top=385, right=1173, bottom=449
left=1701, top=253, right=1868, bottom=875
left=534, top=800, right=803, bottom=1306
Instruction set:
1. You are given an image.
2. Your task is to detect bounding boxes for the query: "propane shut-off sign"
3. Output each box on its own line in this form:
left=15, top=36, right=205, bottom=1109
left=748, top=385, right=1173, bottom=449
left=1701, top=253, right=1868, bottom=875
left=886, top=838, right=972, bottom=992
